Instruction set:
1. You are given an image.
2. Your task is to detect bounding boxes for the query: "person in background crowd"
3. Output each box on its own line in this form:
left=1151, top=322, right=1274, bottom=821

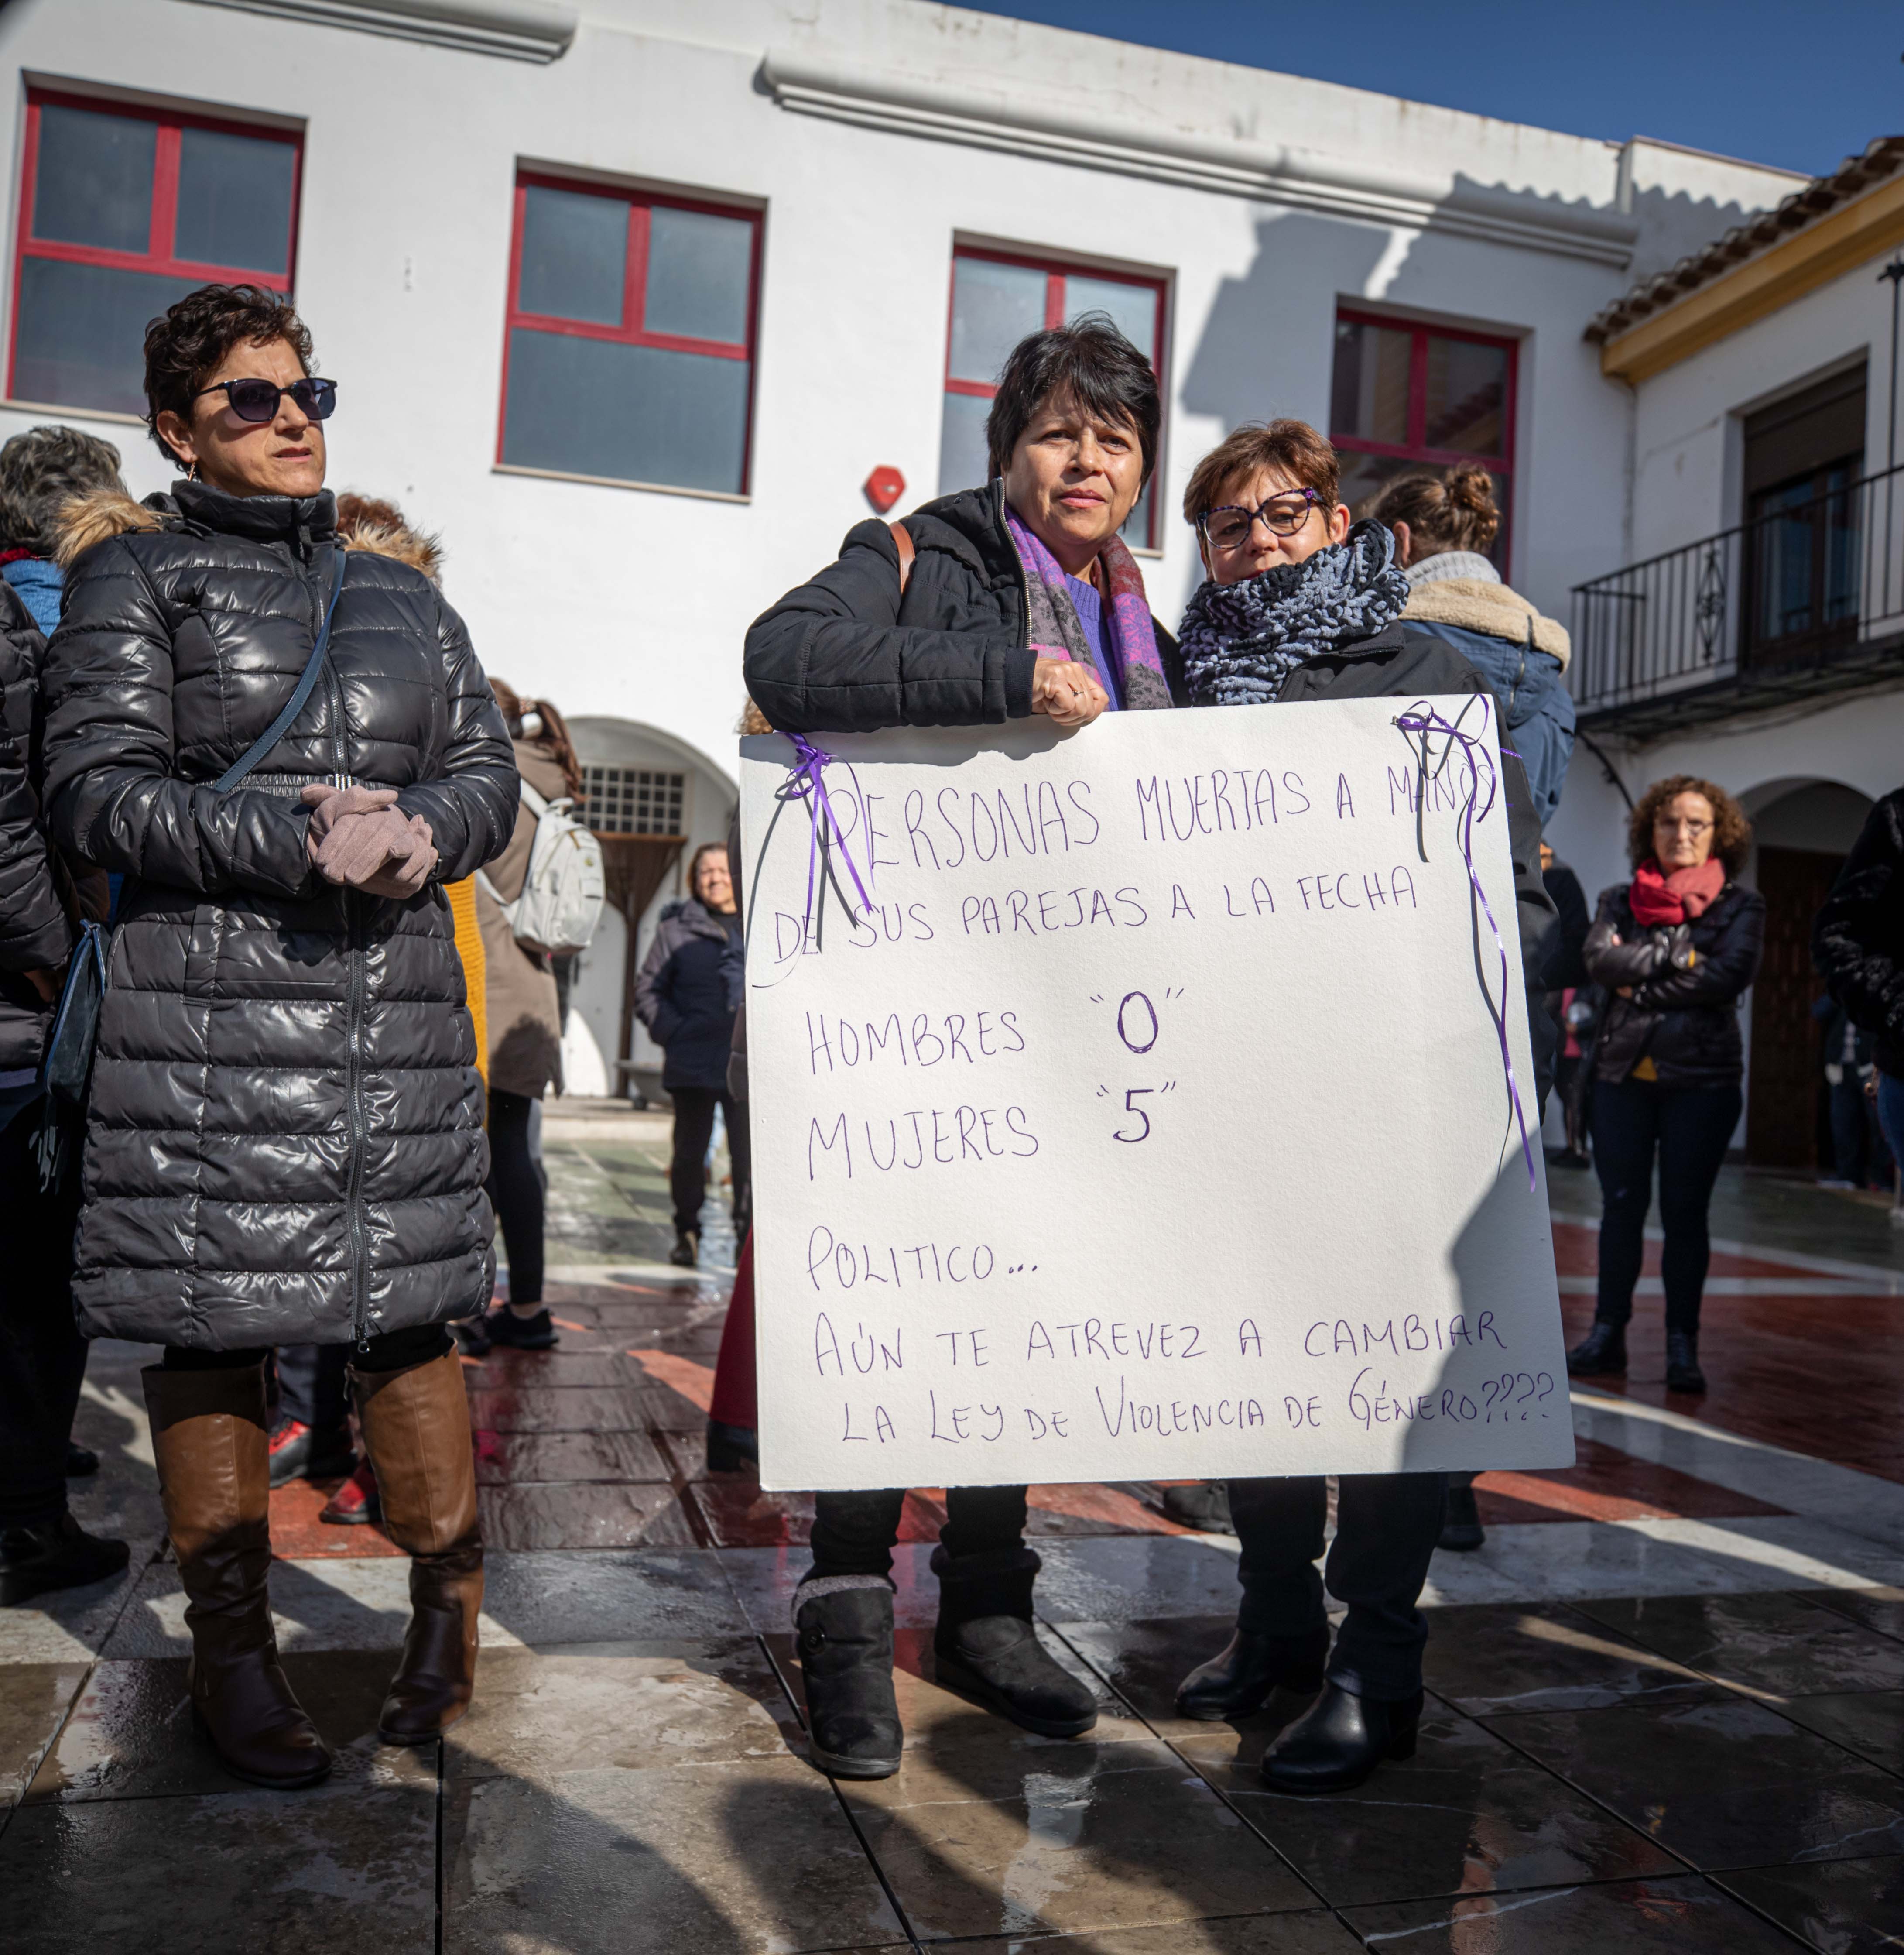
left=1815, top=786, right=1904, bottom=1228
left=635, top=840, right=748, bottom=1269
left=40, top=284, right=517, bottom=1787
left=1812, top=995, right=1893, bottom=1192
left=1569, top=776, right=1763, bottom=1396
left=0, top=427, right=128, bottom=1605
left=459, top=676, right=579, bottom=1354
left=705, top=761, right=761, bottom=1475
left=746, top=316, right=1185, bottom=1780
left=1369, top=467, right=1575, bottom=828
left=1169, top=418, right=1555, bottom=1795
left=1542, top=840, right=1594, bottom=1172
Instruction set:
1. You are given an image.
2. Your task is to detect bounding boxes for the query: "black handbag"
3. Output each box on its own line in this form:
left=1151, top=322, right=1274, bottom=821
left=31, top=548, right=347, bottom=1190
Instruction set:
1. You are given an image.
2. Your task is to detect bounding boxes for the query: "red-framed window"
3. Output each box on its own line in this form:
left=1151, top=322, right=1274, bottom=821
left=1329, top=310, right=1517, bottom=572
left=498, top=172, right=763, bottom=497
left=10, top=89, right=301, bottom=416
left=940, top=246, right=1168, bottom=549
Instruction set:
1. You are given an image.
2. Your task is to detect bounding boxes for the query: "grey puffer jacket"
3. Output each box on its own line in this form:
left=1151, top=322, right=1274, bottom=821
left=41, top=482, right=518, bottom=1349
left=0, top=579, right=72, bottom=1075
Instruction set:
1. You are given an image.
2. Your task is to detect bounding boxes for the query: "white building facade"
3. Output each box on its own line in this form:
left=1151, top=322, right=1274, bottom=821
left=0, top=0, right=1819, bottom=1105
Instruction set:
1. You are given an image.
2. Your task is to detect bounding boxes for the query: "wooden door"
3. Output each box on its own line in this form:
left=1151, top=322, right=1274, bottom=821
left=1746, top=846, right=1844, bottom=1168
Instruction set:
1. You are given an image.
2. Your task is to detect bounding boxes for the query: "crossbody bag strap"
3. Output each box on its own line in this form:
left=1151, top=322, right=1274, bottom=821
left=212, top=546, right=347, bottom=793
left=888, top=520, right=915, bottom=598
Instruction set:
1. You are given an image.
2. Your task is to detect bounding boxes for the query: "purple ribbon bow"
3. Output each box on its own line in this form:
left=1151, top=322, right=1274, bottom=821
left=1393, top=697, right=1538, bottom=1195
left=782, top=733, right=873, bottom=931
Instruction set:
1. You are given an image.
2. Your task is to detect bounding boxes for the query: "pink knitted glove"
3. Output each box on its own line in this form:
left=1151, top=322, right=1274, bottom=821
left=301, top=784, right=436, bottom=896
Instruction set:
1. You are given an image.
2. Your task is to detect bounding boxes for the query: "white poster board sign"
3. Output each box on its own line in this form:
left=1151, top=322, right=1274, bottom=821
left=738, top=697, right=1572, bottom=1492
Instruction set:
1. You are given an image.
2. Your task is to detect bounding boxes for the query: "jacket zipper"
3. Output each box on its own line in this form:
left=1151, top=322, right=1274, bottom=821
left=308, top=545, right=370, bottom=1351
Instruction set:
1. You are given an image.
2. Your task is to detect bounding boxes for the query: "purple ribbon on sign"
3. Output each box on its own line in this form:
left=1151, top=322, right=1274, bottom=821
left=1393, top=696, right=1538, bottom=1194
left=782, top=733, right=873, bottom=931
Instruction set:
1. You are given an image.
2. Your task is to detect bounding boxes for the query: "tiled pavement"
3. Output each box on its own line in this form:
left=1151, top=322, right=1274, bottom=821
left=7, top=1111, right=1904, bottom=1952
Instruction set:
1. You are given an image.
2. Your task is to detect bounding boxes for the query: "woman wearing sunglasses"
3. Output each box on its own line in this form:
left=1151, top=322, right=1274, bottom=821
left=1168, top=420, right=1555, bottom=1795
left=39, top=284, right=517, bottom=1790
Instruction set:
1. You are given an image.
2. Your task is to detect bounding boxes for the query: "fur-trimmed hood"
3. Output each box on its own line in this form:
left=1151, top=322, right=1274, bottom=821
left=55, top=486, right=442, bottom=583
left=1401, top=577, right=1570, bottom=671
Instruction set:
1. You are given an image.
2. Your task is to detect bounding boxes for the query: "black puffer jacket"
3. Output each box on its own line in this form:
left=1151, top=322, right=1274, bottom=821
left=744, top=481, right=1188, bottom=730
left=41, top=483, right=517, bottom=1349
left=1584, top=881, right=1764, bottom=1089
left=635, top=896, right=742, bottom=1092
left=1814, top=788, right=1904, bottom=1078
left=0, top=580, right=72, bottom=1074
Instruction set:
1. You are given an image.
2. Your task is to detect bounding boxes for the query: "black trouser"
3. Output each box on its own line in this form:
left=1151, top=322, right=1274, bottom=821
left=1828, top=1074, right=1890, bottom=1186
left=486, top=1087, right=544, bottom=1307
left=668, top=1086, right=750, bottom=1237
left=809, top=1484, right=1027, bottom=1579
left=273, top=1343, right=350, bottom=1429
left=165, top=1324, right=451, bottom=1376
left=1229, top=1471, right=1448, bottom=1702
left=1592, top=1076, right=1741, bottom=1335
left=0, top=1099, right=89, bottom=1526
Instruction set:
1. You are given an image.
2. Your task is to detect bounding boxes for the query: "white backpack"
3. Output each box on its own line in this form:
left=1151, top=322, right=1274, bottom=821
left=477, top=782, right=606, bottom=957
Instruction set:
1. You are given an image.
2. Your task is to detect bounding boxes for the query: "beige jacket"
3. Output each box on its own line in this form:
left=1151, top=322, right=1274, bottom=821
left=474, top=740, right=568, bottom=1099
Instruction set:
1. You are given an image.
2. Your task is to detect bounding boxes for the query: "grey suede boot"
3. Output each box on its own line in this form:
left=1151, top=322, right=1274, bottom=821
left=793, top=1577, right=904, bottom=1779
left=931, top=1545, right=1096, bottom=1738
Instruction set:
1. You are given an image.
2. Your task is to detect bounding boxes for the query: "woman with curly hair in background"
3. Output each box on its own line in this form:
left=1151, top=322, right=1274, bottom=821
left=1569, top=776, right=1763, bottom=1394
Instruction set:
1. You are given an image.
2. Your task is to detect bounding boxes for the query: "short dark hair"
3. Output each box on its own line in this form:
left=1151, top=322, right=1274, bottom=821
left=142, top=284, right=315, bottom=466
left=1183, top=419, right=1340, bottom=529
left=0, top=425, right=125, bottom=556
left=985, top=314, right=1160, bottom=484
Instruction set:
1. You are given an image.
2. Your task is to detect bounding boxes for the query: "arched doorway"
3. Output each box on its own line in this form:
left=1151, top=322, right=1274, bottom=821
left=562, top=717, right=735, bottom=1102
left=1740, top=778, right=1874, bottom=1169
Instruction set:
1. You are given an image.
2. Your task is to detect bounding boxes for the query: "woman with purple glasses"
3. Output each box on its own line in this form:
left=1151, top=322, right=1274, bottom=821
left=38, top=283, right=517, bottom=1791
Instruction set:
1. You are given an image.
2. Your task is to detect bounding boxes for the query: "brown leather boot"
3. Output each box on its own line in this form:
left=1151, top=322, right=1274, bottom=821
left=353, top=1346, right=483, bottom=1744
left=142, top=1363, right=332, bottom=1789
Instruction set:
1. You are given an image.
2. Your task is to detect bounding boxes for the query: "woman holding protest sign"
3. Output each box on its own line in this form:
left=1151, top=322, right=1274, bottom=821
left=38, top=285, right=516, bottom=1788
left=745, top=315, right=1186, bottom=1779
left=1168, top=419, right=1555, bottom=1795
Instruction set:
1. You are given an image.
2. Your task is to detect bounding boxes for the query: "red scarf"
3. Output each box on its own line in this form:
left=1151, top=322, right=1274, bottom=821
left=1630, top=855, right=1725, bottom=926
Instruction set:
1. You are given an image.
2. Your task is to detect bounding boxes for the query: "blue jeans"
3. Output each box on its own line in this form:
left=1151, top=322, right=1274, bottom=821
left=1592, top=1076, right=1741, bottom=1335
left=1878, top=1073, right=1904, bottom=1188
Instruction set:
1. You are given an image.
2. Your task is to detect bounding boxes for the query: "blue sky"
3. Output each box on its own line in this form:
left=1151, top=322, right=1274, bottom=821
left=943, top=2, right=1904, bottom=178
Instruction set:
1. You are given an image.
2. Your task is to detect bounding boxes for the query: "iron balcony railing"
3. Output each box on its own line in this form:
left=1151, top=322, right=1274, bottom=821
left=1570, top=460, right=1904, bottom=720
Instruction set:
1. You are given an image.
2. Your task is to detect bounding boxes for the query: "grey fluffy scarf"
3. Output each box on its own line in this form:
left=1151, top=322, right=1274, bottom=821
left=1178, top=518, right=1409, bottom=706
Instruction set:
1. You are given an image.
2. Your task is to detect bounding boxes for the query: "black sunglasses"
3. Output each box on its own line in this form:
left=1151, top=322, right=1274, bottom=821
left=193, top=377, right=339, bottom=423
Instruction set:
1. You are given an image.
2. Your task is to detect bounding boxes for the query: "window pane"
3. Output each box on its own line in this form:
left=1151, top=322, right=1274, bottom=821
left=175, top=127, right=296, bottom=273
left=1063, top=274, right=1155, bottom=364
left=938, top=389, right=993, bottom=495
left=644, top=206, right=752, bottom=345
left=1329, top=319, right=1412, bottom=447
left=14, top=257, right=198, bottom=413
left=517, top=185, right=626, bottom=326
left=948, top=257, right=1046, bottom=385
left=503, top=329, right=748, bottom=493
left=1122, top=477, right=1154, bottom=550
left=1424, top=335, right=1508, bottom=456
left=34, top=103, right=155, bottom=253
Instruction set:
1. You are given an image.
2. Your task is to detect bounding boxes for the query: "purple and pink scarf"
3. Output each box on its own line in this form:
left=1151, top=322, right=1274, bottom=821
left=1005, top=508, right=1173, bottom=711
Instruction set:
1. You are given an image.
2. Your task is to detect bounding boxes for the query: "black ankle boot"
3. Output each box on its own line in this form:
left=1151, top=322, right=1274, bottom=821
left=1665, top=1331, right=1707, bottom=1394
left=1566, top=1321, right=1627, bottom=1376
left=793, top=1580, right=903, bottom=1779
left=705, top=1419, right=758, bottom=1474
left=1438, top=1480, right=1486, bottom=1552
left=0, top=1511, right=130, bottom=1606
left=1260, top=1681, right=1421, bottom=1794
left=1175, top=1624, right=1328, bottom=1721
left=932, top=1545, right=1097, bottom=1738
